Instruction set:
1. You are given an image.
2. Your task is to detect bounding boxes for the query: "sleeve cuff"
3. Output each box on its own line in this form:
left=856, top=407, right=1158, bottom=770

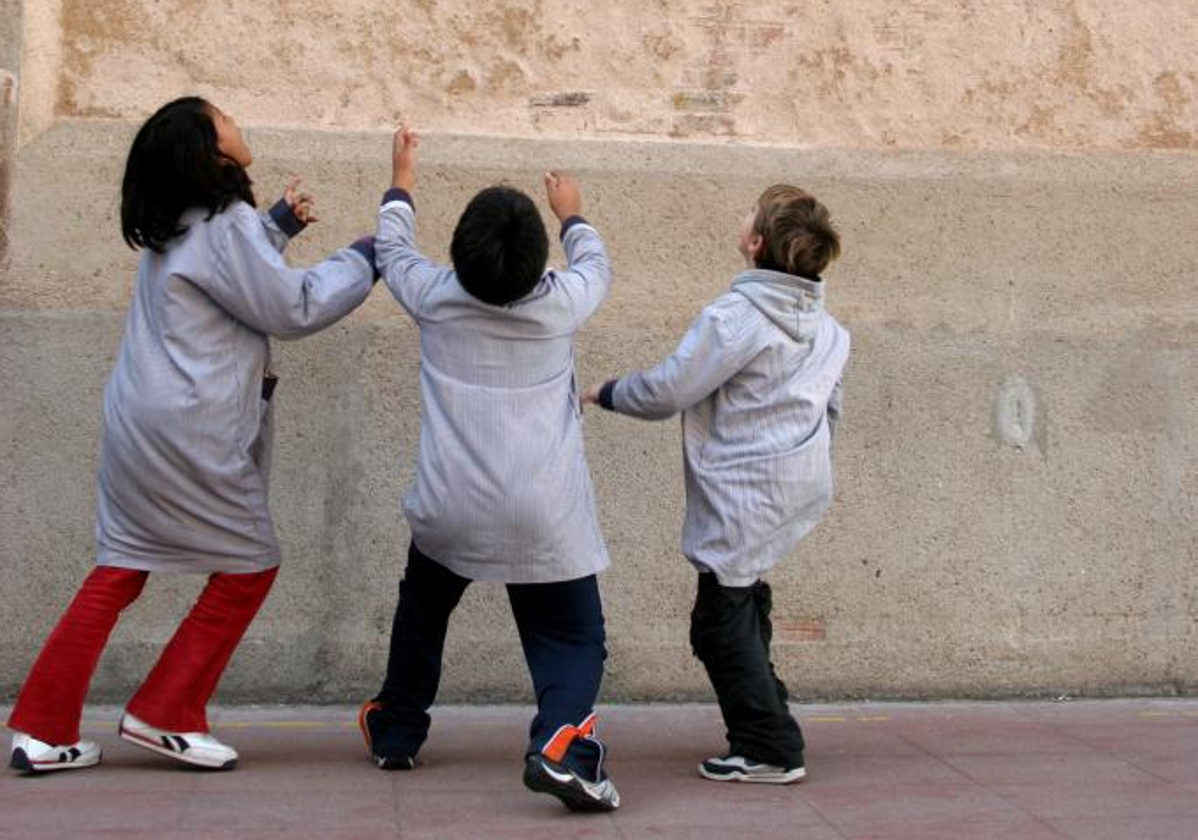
left=560, top=215, right=588, bottom=239
left=350, top=235, right=380, bottom=282
left=598, top=379, right=618, bottom=411
left=382, top=187, right=414, bottom=209
left=269, top=198, right=306, bottom=238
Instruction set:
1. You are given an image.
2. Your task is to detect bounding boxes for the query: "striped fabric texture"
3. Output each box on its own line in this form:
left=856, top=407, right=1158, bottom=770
left=375, top=196, right=612, bottom=583
left=95, top=202, right=375, bottom=574
left=610, top=269, right=850, bottom=586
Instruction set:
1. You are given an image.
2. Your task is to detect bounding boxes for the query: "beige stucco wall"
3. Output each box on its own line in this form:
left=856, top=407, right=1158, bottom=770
left=43, top=0, right=1198, bottom=152
left=1, top=1, right=1196, bottom=704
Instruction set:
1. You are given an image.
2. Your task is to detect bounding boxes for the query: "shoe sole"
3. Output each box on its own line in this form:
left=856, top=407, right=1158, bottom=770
left=523, top=756, right=619, bottom=812
left=9, top=747, right=101, bottom=774
left=118, top=726, right=236, bottom=771
left=699, top=764, right=806, bottom=784
left=375, top=754, right=416, bottom=771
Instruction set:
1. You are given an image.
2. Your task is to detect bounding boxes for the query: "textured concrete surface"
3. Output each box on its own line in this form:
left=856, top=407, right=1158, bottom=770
left=1, top=2, right=1197, bottom=704
left=1, top=121, right=1195, bottom=703
left=5, top=701, right=1198, bottom=839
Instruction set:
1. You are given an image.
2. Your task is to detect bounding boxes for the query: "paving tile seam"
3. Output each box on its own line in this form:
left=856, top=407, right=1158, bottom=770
left=782, top=786, right=854, bottom=840
left=1044, top=814, right=1198, bottom=834
left=387, top=779, right=404, bottom=840
left=1116, top=752, right=1195, bottom=786
left=58, top=707, right=1198, bottom=733
left=963, top=785, right=1087, bottom=840
left=75, top=716, right=911, bottom=732
left=878, top=724, right=1074, bottom=833
left=1029, top=712, right=1188, bottom=783
left=1006, top=703, right=1187, bottom=753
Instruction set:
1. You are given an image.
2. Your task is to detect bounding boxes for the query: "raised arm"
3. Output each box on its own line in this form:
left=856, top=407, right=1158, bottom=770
left=374, top=127, right=448, bottom=317
left=198, top=203, right=375, bottom=340
left=590, top=300, right=759, bottom=421
left=543, top=172, right=611, bottom=325
left=258, top=179, right=318, bottom=253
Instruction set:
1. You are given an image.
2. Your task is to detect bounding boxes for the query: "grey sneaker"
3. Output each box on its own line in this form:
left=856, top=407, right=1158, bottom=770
left=523, top=754, right=620, bottom=812
left=699, top=754, right=806, bottom=784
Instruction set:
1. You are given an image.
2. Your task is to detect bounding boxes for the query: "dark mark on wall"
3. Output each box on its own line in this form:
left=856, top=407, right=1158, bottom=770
left=529, top=91, right=591, bottom=108
left=0, top=71, right=13, bottom=267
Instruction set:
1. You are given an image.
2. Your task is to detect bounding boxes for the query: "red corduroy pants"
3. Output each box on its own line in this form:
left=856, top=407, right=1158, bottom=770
left=7, top=565, right=277, bottom=745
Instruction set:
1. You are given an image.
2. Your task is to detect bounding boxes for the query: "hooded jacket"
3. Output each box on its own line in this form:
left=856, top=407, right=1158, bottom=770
left=606, top=268, right=850, bottom=586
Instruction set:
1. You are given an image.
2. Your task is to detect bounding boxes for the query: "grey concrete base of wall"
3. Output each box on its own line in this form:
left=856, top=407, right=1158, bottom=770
left=1, top=121, right=1195, bottom=703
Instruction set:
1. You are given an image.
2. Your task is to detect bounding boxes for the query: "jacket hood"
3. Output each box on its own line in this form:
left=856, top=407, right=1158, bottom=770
left=730, top=268, right=825, bottom=341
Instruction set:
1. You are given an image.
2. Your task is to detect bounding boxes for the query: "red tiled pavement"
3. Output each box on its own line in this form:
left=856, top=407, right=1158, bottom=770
left=3, top=700, right=1198, bottom=839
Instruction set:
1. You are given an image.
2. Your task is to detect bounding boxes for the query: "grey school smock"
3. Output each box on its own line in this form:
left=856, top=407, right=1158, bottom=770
left=95, top=201, right=376, bottom=574
left=375, top=188, right=611, bottom=583
left=603, top=269, right=850, bottom=587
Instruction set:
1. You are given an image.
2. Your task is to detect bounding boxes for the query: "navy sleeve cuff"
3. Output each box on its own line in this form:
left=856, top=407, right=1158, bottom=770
left=269, top=198, right=306, bottom=238
left=598, top=379, right=618, bottom=411
left=560, top=215, right=588, bottom=239
left=351, top=235, right=380, bottom=282
left=382, top=187, right=414, bottom=209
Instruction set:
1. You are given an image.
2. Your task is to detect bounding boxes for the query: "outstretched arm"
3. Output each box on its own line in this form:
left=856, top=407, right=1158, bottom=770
left=196, top=203, right=374, bottom=340
left=582, top=303, right=758, bottom=420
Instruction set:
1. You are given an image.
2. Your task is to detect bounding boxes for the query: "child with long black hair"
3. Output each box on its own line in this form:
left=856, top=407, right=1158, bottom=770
left=7, top=96, right=377, bottom=773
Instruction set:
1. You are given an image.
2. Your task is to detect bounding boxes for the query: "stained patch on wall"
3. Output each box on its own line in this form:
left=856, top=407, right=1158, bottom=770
left=0, top=68, right=14, bottom=267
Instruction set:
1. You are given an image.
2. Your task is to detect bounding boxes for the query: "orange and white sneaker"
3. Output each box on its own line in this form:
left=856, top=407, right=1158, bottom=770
left=118, top=713, right=237, bottom=770
left=358, top=700, right=416, bottom=771
left=522, top=713, right=620, bottom=812
left=9, top=732, right=102, bottom=773
left=524, top=753, right=621, bottom=812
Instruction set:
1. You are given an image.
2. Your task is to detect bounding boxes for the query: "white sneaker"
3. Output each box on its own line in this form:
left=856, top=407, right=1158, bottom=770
left=9, top=732, right=102, bottom=773
left=118, top=713, right=237, bottom=770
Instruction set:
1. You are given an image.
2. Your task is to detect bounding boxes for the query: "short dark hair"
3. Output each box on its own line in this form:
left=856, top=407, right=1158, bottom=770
left=120, top=96, right=256, bottom=252
left=450, top=186, right=549, bottom=306
left=752, top=185, right=840, bottom=278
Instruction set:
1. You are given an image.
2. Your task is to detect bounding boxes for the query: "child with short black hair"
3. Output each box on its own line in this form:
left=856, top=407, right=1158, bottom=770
left=7, top=96, right=377, bottom=774
left=584, top=184, right=850, bottom=785
left=360, top=128, right=619, bottom=812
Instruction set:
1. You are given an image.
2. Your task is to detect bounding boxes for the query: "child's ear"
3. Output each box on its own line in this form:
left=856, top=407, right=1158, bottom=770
left=749, top=233, right=766, bottom=263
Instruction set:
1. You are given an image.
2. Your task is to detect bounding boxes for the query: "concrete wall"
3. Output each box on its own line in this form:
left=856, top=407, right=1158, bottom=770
left=1, top=1, right=1195, bottom=704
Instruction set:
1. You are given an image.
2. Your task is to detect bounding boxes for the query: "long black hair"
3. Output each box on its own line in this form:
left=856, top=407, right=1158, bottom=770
left=120, top=96, right=256, bottom=252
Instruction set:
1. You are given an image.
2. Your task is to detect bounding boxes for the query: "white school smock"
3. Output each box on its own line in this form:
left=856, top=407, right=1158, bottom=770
left=95, top=201, right=375, bottom=574
left=608, top=268, right=850, bottom=587
left=375, top=189, right=611, bottom=583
